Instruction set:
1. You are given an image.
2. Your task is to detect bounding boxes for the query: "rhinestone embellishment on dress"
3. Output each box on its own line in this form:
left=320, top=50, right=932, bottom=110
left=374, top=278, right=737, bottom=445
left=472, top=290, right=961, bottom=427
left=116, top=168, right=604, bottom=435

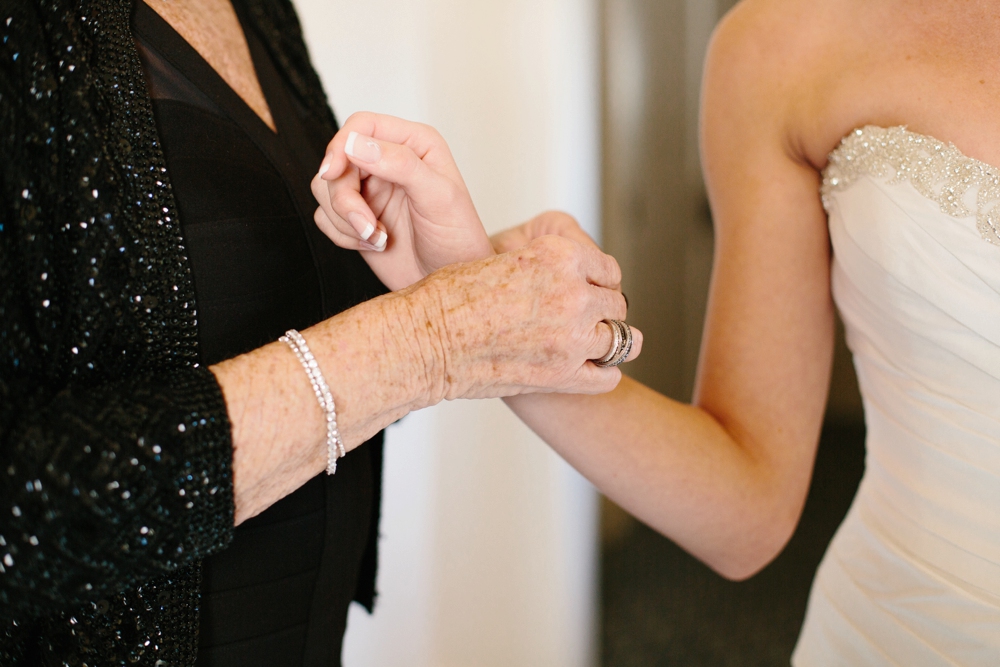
left=822, top=126, right=1000, bottom=246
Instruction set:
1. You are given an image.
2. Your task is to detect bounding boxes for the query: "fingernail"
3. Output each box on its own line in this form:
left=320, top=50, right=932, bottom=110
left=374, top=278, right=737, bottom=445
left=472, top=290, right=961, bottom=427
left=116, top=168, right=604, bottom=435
left=344, top=131, right=381, bottom=164
left=359, top=229, right=387, bottom=252
left=348, top=212, right=375, bottom=241
left=318, top=161, right=330, bottom=178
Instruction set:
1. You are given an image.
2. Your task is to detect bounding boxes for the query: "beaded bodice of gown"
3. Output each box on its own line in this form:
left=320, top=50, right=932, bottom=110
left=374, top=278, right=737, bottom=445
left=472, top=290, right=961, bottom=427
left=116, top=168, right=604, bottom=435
left=792, top=126, right=1000, bottom=666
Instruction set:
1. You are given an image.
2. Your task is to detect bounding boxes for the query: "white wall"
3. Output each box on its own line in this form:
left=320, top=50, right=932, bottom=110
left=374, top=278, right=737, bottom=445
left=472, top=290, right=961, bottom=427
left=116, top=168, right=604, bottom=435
left=292, top=1, right=602, bottom=666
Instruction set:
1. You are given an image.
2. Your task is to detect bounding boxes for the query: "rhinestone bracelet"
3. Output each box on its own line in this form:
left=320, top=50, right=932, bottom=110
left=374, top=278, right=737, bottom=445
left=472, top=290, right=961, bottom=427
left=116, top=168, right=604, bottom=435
left=279, top=329, right=345, bottom=475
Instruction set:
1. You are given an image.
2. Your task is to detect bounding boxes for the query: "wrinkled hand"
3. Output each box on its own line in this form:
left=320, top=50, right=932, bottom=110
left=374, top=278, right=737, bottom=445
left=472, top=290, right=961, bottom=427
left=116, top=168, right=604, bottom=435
left=491, top=210, right=600, bottom=254
left=312, top=112, right=493, bottom=291
left=489, top=211, right=642, bottom=366
left=411, top=234, right=641, bottom=400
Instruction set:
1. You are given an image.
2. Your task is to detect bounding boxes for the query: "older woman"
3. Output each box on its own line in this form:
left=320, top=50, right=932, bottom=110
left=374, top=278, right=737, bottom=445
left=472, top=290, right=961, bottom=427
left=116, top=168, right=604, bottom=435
left=0, top=0, right=637, bottom=664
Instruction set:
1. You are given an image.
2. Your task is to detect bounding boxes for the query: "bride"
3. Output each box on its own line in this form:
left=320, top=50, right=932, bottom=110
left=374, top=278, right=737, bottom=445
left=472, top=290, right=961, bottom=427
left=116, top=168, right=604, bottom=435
left=313, top=0, right=1000, bottom=662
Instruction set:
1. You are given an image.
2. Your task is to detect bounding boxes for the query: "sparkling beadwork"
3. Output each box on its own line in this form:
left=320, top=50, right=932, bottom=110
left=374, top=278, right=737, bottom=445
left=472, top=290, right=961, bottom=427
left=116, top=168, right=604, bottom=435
left=822, top=126, right=1000, bottom=246
left=0, top=0, right=340, bottom=663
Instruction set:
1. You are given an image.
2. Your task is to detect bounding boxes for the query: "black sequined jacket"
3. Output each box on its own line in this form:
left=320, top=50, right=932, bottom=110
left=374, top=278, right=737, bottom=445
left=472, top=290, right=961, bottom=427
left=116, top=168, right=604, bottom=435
left=0, top=0, right=340, bottom=663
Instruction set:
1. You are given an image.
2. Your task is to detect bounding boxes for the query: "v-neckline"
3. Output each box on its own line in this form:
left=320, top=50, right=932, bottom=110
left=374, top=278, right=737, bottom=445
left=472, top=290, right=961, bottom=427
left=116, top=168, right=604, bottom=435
left=134, top=0, right=281, bottom=140
left=133, top=0, right=326, bottom=211
left=133, top=0, right=336, bottom=313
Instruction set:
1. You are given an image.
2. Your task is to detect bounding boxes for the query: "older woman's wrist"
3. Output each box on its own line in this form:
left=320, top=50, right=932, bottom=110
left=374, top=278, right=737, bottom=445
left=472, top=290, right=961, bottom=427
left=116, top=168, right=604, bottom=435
left=385, top=280, right=453, bottom=408
left=305, top=284, right=452, bottom=447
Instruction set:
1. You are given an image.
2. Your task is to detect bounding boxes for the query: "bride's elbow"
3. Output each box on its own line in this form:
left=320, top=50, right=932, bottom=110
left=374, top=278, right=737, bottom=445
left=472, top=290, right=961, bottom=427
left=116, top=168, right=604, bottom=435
left=701, top=505, right=804, bottom=582
left=707, top=543, right=783, bottom=582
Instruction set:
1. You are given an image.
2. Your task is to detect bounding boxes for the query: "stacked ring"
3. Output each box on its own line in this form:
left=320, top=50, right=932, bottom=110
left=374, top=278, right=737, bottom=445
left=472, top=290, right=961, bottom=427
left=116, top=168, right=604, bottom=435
left=594, top=318, right=623, bottom=366
left=594, top=319, right=634, bottom=368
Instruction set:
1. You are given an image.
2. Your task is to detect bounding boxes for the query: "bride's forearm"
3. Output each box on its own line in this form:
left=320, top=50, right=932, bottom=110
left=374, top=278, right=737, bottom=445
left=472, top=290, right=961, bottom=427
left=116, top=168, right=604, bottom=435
left=504, top=376, right=813, bottom=580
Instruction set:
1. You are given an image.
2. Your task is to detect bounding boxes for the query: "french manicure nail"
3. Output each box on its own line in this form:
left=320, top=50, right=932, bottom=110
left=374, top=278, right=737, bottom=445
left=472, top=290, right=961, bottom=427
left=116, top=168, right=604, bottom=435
left=318, top=161, right=330, bottom=178
left=344, top=131, right=382, bottom=164
left=372, top=229, right=387, bottom=250
left=348, top=212, right=375, bottom=241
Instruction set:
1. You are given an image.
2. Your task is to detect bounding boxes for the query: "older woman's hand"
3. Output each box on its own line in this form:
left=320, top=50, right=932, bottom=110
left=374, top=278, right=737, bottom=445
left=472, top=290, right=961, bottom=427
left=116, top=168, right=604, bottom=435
left=312, top=112, right=494, bottom=291
left=410, top=234, right=632, bottom=401
left=216, top=230, right=637, bottom=521
left=490, top=210, right=600, bottom=254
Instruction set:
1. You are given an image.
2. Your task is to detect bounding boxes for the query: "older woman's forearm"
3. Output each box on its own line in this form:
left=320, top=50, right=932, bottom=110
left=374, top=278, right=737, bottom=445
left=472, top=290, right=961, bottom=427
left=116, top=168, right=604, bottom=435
left=211, top=288, right=437, bottom=524
left=214, top=236, right=628, bottom=524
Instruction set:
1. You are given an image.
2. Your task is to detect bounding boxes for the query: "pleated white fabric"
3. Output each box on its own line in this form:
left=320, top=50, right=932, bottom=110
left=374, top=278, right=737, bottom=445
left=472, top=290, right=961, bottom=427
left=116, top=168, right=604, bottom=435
left=792, top=126, right=1000, bottom=666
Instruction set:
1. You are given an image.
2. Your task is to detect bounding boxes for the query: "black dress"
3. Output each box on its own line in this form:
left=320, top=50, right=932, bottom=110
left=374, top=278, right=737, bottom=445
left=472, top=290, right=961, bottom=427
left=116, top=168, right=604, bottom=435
left=133, top=3, right=386, bottom=664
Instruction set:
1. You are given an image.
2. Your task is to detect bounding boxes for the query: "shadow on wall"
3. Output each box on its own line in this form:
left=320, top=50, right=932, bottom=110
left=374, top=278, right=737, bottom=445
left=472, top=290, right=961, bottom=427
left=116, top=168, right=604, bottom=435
left=599, top=0, right=867, bottom=663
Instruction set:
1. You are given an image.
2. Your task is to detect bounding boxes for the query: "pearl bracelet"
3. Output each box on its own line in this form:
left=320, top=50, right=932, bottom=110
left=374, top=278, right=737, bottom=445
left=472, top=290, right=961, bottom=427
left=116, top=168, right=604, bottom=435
left=279, top=329, right=345, bottom=475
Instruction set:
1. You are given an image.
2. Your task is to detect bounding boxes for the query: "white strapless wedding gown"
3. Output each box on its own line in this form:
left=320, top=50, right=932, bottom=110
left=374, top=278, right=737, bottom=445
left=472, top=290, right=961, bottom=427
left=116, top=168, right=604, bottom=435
left=791, top=126, right=1000, bottom=666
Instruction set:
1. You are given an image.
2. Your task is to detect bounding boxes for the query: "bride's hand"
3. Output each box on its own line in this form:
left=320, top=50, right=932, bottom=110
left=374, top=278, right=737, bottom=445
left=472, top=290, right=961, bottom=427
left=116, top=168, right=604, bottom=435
left=491, top=210, right=600, bottom=254
left=312, top=112, right=494, bottom=291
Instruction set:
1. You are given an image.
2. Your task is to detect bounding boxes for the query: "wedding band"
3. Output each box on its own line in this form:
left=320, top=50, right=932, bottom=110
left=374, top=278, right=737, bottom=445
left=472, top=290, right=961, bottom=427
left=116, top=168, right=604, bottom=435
left=594, top=319, right=632, bottom=368
left=616, top=320, right=634, bottom=365
left=606, top=320, right=633, bottom=367
left=594, top=319, right=623, bottom=366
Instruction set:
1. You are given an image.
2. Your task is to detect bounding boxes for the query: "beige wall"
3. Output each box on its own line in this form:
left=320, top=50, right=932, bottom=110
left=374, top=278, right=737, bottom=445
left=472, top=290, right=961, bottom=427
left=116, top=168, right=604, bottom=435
left=293, top=1, right=602, bottom=665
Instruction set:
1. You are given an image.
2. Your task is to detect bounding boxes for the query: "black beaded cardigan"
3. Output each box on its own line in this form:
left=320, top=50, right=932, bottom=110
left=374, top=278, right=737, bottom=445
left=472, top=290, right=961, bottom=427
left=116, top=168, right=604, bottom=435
left=0, top=0, right=344, bottom=663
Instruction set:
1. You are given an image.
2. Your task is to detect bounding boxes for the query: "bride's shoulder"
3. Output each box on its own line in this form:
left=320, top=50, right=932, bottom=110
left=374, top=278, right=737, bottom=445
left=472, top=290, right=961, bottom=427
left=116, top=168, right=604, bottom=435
left=707, top=0, right=852, bottom=82
left=703, top=0, right=863, bottom=162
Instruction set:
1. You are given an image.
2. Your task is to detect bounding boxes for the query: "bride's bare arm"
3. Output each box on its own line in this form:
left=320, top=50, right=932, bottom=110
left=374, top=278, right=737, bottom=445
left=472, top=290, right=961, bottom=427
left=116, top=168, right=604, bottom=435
left=307, top=3, right=829, bottom=577
left=504, top=3, right=834, bottom=580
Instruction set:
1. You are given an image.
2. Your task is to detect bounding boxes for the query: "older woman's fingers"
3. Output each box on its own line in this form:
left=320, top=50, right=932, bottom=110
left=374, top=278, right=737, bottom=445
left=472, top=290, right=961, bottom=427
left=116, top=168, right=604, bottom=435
left=586, top=319, right=641, bottom=366
left=489, top=225, right=531, bottom=255
left=588, top=319, right=618, bottom=362
left=528, top=235, right=621, bottom=291
left=572, top=363, right=623, bottom=395
left=592, top=284, right=628, bottom=322
left=579, top=243, right=623, bottom=290
left=625, top=325, right=642, bottom=362
left=535, top=211, right=601, bottom=250
left=579, top=285, right=626, bottom=362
